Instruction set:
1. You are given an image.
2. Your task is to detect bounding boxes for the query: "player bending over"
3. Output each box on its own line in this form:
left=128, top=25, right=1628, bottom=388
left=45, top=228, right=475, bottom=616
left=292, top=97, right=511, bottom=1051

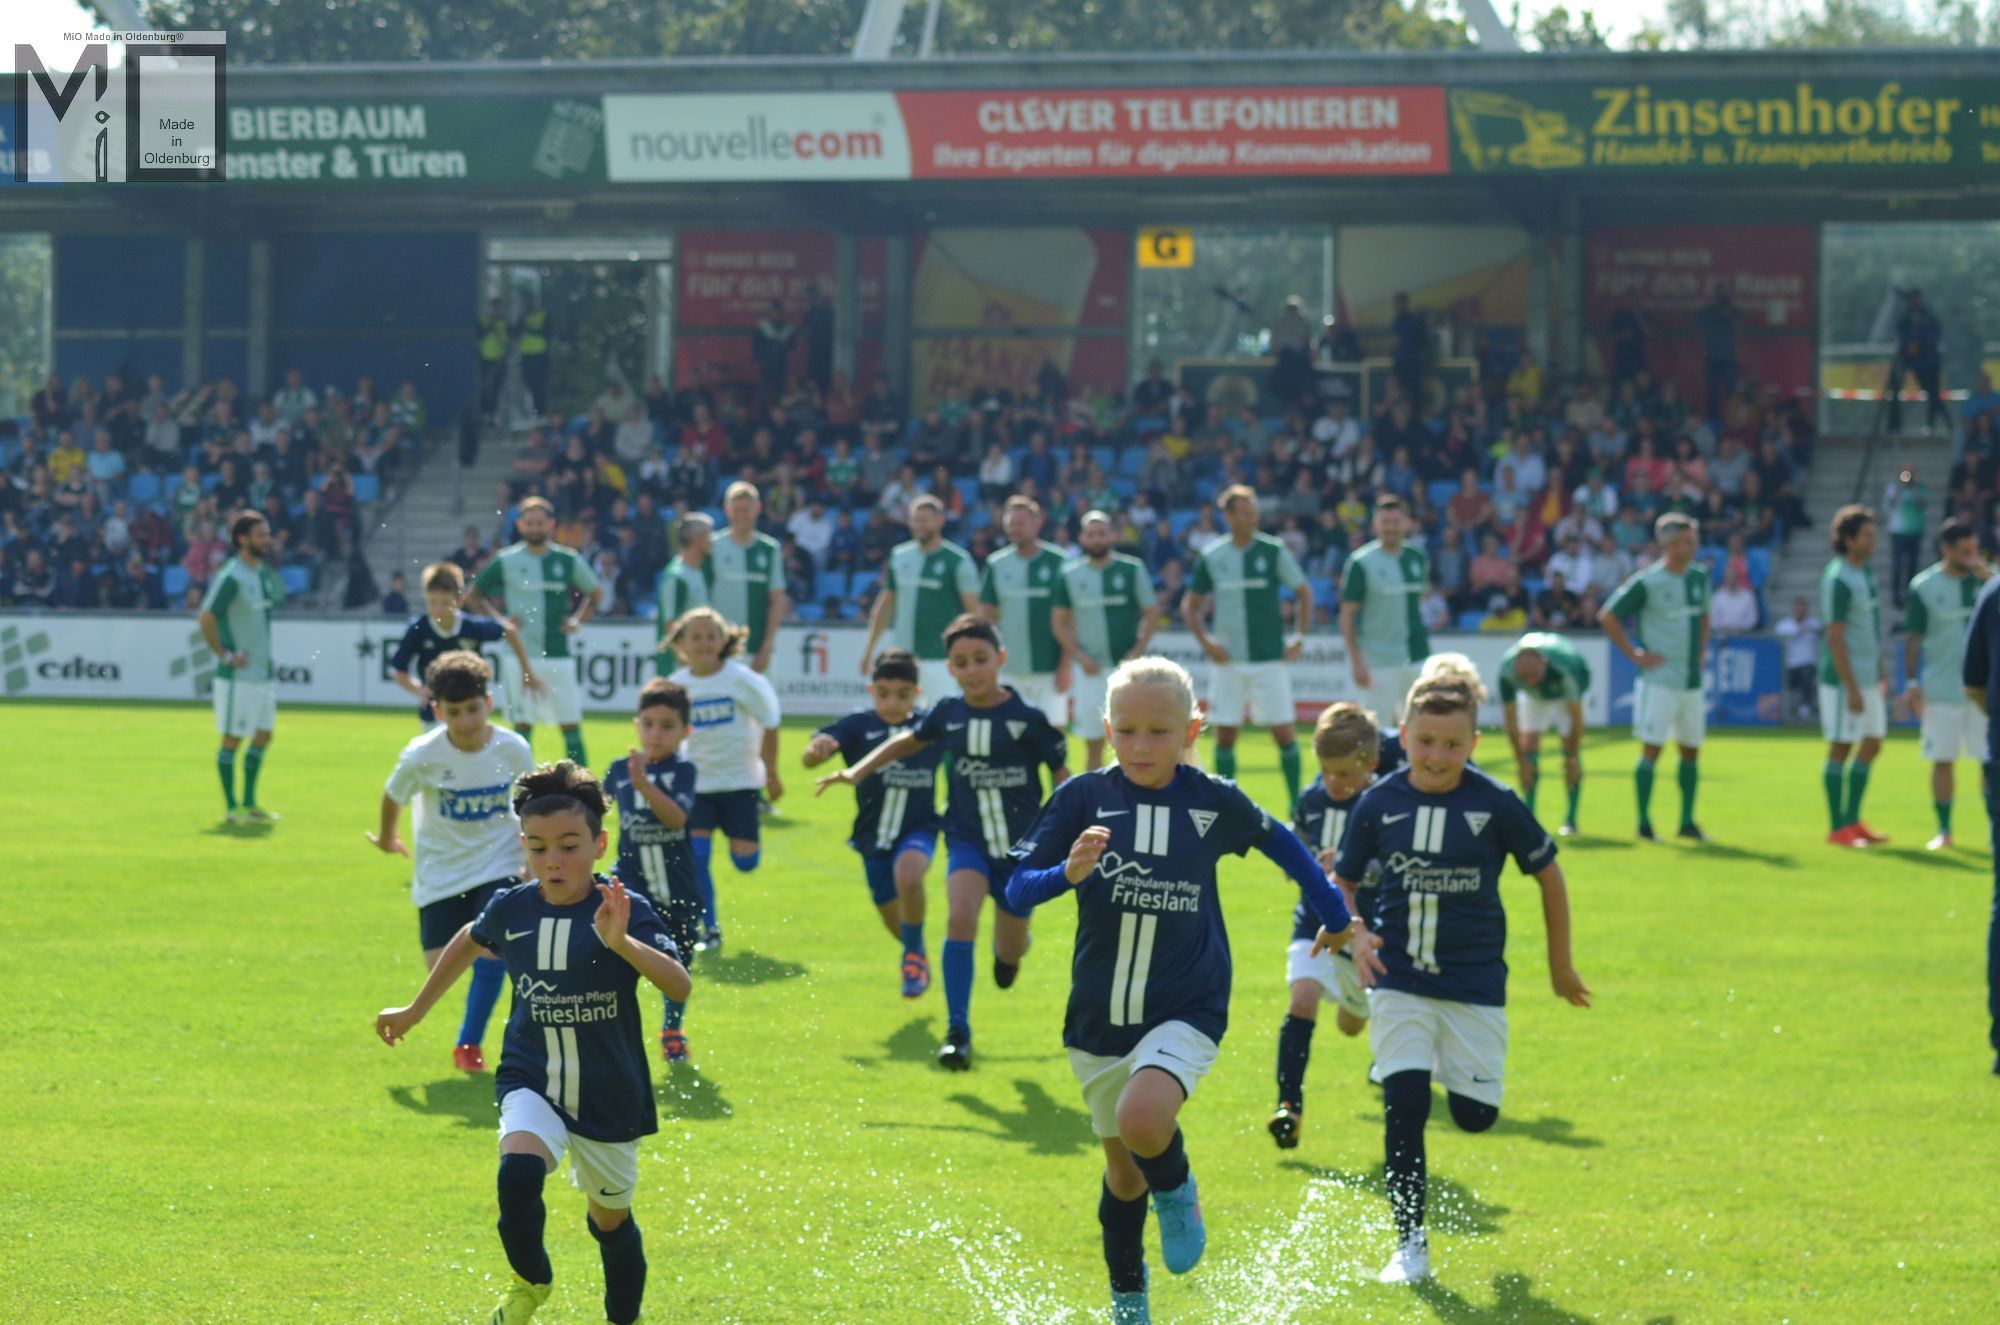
left=603, top=678, right=703, bottom=1062
left=375, top=762, right=691, bottom=1325
left=1497, top=631, right=1591, bottom=836
left=803, top=647, right=941, bottom=1000
left=389, top=561, right=541, bottom=724
left=818, top=615, right=1069, bottom=1070
left=1005, top=656, right=1362, bottom=1324
left=367, top=650, right=535, bottom=1072
left=1270, top=701, right=1401, bottom=1150
left=665, top=607, right=782, bottom=951
left=1311, top=670, right=1589, bottom=1285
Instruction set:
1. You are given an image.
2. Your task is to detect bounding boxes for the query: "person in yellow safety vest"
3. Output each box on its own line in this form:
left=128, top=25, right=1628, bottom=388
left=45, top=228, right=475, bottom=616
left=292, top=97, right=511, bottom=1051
left=477, top=297, right=509, bottom=422
left=515, top=294, right=550, bottom=418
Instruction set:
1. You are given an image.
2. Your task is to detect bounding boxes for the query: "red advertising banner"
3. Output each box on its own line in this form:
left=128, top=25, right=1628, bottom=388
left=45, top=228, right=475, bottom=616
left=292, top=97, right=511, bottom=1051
left=895, top=87, right=1448, bottom=179
left=674, top=229, right=885, bottom=388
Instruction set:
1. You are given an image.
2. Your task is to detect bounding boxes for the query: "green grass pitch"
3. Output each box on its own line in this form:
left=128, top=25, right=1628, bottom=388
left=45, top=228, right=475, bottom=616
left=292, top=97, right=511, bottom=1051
left=3, top=701, right=1996, bottom=1323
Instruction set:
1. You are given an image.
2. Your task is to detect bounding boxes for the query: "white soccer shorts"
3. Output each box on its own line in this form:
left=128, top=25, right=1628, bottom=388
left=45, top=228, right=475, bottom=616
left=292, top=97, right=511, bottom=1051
left=1207, top=660, right=1295, bottom=728
left=917, top=658, right=958, bottom=703
left=1920, top=701, right=1989, bottom=762
left=1818, top=683, right=1887, bottom=743
left=499, top=1088, right=641, bottom=1210
left=1067, top=1020, right=1220, bottom=1139
left=1631, top=679, right=1706, bottom=749
left=501, top=653, right=583, bottom=727
left=1287, top=938, right=1371, bottom=1020
left=1360, top=662, right=1423, bottom=726
left=1514, top=694, right=1579, bottom=738
left=1003, top=671, right=1068, bottom=729
left=1367, top=988, right=1508, bottom=1108
left=1071, top=667, right=1110, bottom=739
left=212, top=677, right=276, bottom=738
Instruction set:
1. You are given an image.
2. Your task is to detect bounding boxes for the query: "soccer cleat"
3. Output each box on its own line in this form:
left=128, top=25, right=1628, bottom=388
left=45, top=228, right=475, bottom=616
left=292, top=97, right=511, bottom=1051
left=1558, top=820, right=1578, bottom=838
left=1851, top=822, right=1890, bottom=845
left=660, top=1029, right=689, bottom=1063
left=487, top=1272, right=552, bottom=1325
left=225, top=808, right=251, bottom=825
left=1927, top=833, right=1953, bottom=852
left=1266, top=1104, right=1302, bottom=1150
left=242, top=805, right=280, bottom=822
left=901, top=952, right=931, bottom=999
left=1151, top=1177, right=1206, bottom=1274
left=1826, top=825, right=1863, bottom=847
left=993, top=956, right=1020, bottom=989
left=1110, top=1264, right=1151, bottom=1324
left=1636, top=822, right=1658, bottom=842
left=696, top=925, right=723, bottom=953
left=453, top=1043, right=486, bottom=1073
left=1677, top=823, right=1706, bottom=843
left=937, top=1023, right=973, bottom=1071
left=1377, top=1231, right=1431, bottom=1284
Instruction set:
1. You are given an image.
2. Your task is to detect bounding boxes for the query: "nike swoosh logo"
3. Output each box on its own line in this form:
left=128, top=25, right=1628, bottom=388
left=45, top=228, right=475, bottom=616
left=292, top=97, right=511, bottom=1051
left=1094, top=808, right=1130, bottom=819
left=504, top=929, right=534, bottom=941
left=598, top=1186, right=627, bottom=1197
left=1382, top=813, right=1411, bottom=825
left=1470, top=1075, right=1498, bottom=1084
left=1154, top=1050, right=1183, bottom=1062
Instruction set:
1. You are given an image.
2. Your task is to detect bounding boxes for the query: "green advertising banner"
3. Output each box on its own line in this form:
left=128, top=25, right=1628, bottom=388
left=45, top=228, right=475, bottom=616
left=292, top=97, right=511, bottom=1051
left=224, top=97, right=604, bottom=184
left=1448, top=79, right=2000, bottom=174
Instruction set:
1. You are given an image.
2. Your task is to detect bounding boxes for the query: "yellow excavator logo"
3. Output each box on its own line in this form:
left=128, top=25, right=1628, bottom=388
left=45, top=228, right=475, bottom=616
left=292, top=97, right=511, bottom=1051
left=1450, top=90, right=1587, bottom=170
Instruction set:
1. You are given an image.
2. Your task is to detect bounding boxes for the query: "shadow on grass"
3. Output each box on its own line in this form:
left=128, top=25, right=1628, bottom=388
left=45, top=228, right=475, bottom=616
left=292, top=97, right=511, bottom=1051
left=1677, top=839, right=1796, bottom=867
left=1415, top=1273, right=1606, bottom=1325
left=847, top=1016, right=940, bottom=1070
left=1553, top=833, right=1634, bottom=851
left=696, top=948, right=808, bottom=986
left=1489, top=1113, right=1603, bottom=1150
left=387, top=1075, right=496, bottom=1131
left=657, top=1062, right=734, bottom=1121
left=1277, top=1161, right=1508, bottom=1238
left=862, top=1078, right=1095, bottom=1157
left=200, top=818, right=275, bottom=838
left=1868, top=845, right=1986, bottom=872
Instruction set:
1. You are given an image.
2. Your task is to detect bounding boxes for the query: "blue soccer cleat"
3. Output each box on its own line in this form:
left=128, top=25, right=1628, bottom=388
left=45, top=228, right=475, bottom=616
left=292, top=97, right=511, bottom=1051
left=1151, top=1177, right=1205, bottom=1273
left=1110, top=1264, right=1150, bottom=1323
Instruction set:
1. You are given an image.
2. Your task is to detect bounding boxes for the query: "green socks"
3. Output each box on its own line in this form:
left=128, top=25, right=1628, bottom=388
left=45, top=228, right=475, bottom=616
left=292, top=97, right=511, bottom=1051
left=563, top=727, right=588, bottom=765
left=1936, top=800, right=1953, bottom=835
left=216, top=748, right=237, bottom=810
left=1564, top=775, right=1582, bottom=827
left=242, top=745, right=265, bottom=807
left=1278, top=742, right=1302, bottom=808
left=1823, top=761, right=1847, bottom=830
left=1634, top=757, right=1657, bottom=827
left=1214, top=745, right=1237, bottom=780
left=1677, top=759, right=1699, bottom=829
left=1522, top=750, right=1540, bottom=813
left=1843, top=760, right=1872, bottom=827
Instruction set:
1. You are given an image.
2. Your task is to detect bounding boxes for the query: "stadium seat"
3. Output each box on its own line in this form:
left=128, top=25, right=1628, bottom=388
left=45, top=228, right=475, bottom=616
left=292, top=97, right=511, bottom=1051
left=1427, top=479, right=1458, bottom=511
left=1108, top=477, right=1138, bottom=502
left=1457, top=610, right=1487, bottom=630
left=279, top=565, right=311, bottom=595
left=1193, top=478, right=1220, bottom=504
left=201, top=472, right=222, bottom=492
left=1169, top=509, right=1200, bottom=539
left=162, top=565, right=189, bottom=599
left=968, top=506, right=992, bottom=531
left=794, top=601, right=826, bottom=622
left=1089, top=446, right=1116, bottom=475
left=850, top=572, right=878, bottom=600
left=1747, top=547, right=1772, bottom=586
left=1116, top=447, right=1147, bottom=477
left=954, top=476, right=981, bottom=510
left=163, top=474, right=183, bottom=499
left=814, top=570, right=848, bottom=603
left=128, top=472, right=161, bottom=503
left=1310, top=576, right=1336, bottom=607
left=350, top=474, right=380, bottom=504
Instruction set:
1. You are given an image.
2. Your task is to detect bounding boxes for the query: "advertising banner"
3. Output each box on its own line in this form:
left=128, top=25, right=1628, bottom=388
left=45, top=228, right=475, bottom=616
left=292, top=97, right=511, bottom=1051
left=1606, top=636, right=1784, bottom=728
left=673, top=229, right=886, bottom=388
left=604, top=88, right=1449, bottom=183
left=1448, top=79, right=2000, bottom=175
left=225, top=97, right=606, bottom=184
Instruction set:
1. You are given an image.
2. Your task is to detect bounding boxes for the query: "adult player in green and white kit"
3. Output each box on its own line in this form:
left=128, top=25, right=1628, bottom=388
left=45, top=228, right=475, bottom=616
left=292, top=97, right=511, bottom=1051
left=653, top=513, right=712, bottom=677
left=979, top=495, right=1071, bottom=726
left=198, top=510, right=285, bottom=823
left=1340, top=494, right=1429, bottom=723
left=1498, top=631, right=1592, bottom=836
left=1184, top=484, right=1315, bottom=808
left=466, top=496, right=601, bottom=766
left=1599, top=512, right=1710, bottom=843
left=1050, top=509, right=1157, bottom=770
left=861, top=493, right=981, bottom=698
left=713, top=482, right=790, bottom=673
left=1901, top=516, right=1991, bottom=851
left=1818, top=504, right=1889, bottom=848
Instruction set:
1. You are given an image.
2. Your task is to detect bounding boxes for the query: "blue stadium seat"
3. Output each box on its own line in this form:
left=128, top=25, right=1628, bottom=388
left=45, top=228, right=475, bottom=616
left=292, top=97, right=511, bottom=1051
left=1747, top=547, right=1772, bottom=586
left=1169, top=509, right=1200, bottom=539
left=350, top=473, right=380, bottom=504
left=1193, top=478, right=1220, bottom=505
left=814, top=571, right=848, bottom=603
left=794, top=601, right=827, bottom=622
left=850, top=572, right=879, bottom=600
left=1457, top=610, right=1487, bottom=630
left=163, top=473, right=183, bottom=499
left=1523, top=576, right=1546, bottom=599
left=1108, top=477, right=1138, bottom=502
left=201, top=472, right=222, bottom=492
left=568, top=414, right=590, bottom=435
left=279, top=565, right=311, bottom=595
left=954, top=476, right=981, bottom=510
left=128, top=472, right=161, bottom=503
left=968, top=506, right=992, bottom=531
left=1133, top=417, right=1167, bottom=438
left=162, top=565, right=190, bottom=599
left=635, top=596, right=657, bottom=620
left=1426, top=479, right=1458, bottom=511
left=1116, top=447, right=1147, bottom=478
left=1089, top=446, right=1116, bottom=475
left=1310, top=576, right=1336, bottom=607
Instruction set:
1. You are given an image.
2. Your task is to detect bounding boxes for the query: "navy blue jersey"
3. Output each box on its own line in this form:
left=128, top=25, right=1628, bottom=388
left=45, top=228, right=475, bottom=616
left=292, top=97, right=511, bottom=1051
left=915, top=691, right=1068, bottom=858
left=1289, top=778, right=1381, bottom=941
left=1011, top=766, right=1272, bottom=1058
left=469, top=878, right=679, bottom=1142
left=819, top=707, right=942, bottom=851
left=603, top=754, right=698, bottom=909
left=390, top=611, right=507, bottom=719
left=1334, top=766, right=1556, bottom=1007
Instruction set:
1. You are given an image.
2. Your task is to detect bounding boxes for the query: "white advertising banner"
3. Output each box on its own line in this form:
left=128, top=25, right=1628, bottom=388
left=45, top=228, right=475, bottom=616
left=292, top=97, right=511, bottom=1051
left=603, top=93, right=912, bottom=183
left=0, top=615, right=1606, bottom=727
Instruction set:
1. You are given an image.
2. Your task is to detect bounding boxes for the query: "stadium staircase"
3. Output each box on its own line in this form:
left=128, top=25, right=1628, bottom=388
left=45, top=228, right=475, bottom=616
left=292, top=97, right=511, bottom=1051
left=1765, top=430, right=1952, bottom=615
left=357, top=429, right=520, bottom=600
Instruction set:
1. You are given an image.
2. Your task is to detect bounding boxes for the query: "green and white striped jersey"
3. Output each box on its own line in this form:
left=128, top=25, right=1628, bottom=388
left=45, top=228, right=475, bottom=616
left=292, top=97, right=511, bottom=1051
left=709, top=529, right=786, bottom=655
left=654, top=555, right=712, bottom=675
left=1053, top=552, right=1155, bottom=666
left=1602, top=560, right=1710, bottom=691
left=1818, top=557, right=1882, bottom=688
left=1902, top=562, right=1984, bottom=704
left=885, top=538, right=980, bottom=660
left=979, top=542, right=1067, bottom=674
left=472, top=542, right=600, bottom=660
left=1341, top=539, right=1430, bottom=667
left=1498, top=632, right=1592, bottom=703
left=1190, top=533, right=1307, bottom=664
left=201, top=556, right=285, bottom=681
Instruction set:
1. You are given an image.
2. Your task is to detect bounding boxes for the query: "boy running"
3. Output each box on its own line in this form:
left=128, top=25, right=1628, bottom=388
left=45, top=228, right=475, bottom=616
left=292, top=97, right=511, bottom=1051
left=198, top=510, right=285, bottom=822
left=1005, top=657, right=1360, bottom=1323
left=367, top=651, right=536, bottom=1073
left=1313, top=668, right=1589, bottom=1285
left=375, top=761, right=691, bottom=1325
left=603, top=678, right=703, bottom=1061
left=1497, top=631, right=1592, bottom=835
left=390, top=561, right=540, bottom=723
left=817, top=615, right=1069, bottom=1070
left=802, top=647, right=940, bottom=1000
